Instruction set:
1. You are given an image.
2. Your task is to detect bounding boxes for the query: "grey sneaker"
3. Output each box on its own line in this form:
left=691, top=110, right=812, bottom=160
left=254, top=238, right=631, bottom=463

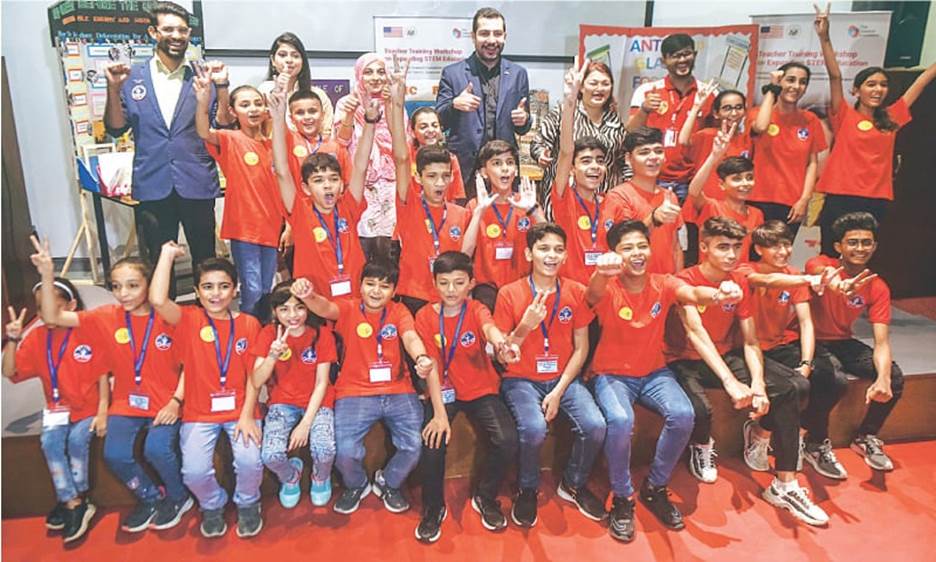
left=851, top=434, right=894, bottom=471
left=236, top=502, right=263, bottom=538
left=688, top=439, right=718, bottom=483
left=372, top=469, right=410, bottom=513
left=803, top=439, right=848, bottom=479
left=199, top=508, right=227, bottom=538
left=743, top=420, right=771, bottom=472
left=333, top=483, right=372, bottom=514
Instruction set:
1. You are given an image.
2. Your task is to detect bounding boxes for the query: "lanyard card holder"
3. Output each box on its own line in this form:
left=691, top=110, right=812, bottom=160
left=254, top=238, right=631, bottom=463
left=369, top=359, right=393, bottom=383
left=128, top=392, right=151, bottom=411
left=494, top=242, right=513, bottom=261
left=210, top=389, right=236, bottom=412
left=583, top=249, right=602, bottom=266
left=42, top=406, right=71, bottom=428
left=536, top=354, right=559, bottom=375
left=330, top=274, right=352, bottom=297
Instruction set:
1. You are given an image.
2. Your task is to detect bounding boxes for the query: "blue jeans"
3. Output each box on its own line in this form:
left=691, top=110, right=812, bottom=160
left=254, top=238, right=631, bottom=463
left=657, top=180, right=689, bottom=205
left=592, top=369, right=695, bottom=498
left=334, top=394, right=422, bottom=489
left=229, top=239, right=278, bottom=317
left=104, top=415, right=186, bottom=503
left=40, top=416, right=94, bottom=503
left=501, top=377, right=606, bottom=490
left=261, top=404, right=336, bottom=484
left=180, top=421, right=264, bottom=511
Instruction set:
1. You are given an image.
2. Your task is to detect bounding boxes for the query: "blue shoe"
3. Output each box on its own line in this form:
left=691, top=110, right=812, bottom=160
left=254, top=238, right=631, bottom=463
left=310, top=478, right=333, bottom=507
left=278, top=457, right=304, bottom=509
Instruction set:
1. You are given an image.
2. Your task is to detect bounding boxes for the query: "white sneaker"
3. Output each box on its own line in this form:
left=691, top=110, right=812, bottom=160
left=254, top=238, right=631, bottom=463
left=743, top=420, right=771, bottom=472
left=762, top=480, right=829, bottom=527
left=689, top=439, right=718, bottom=483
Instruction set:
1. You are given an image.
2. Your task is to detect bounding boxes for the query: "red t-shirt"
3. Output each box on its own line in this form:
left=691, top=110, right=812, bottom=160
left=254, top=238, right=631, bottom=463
left=493, top=276, right=591, bottom=381
left=750, top=107, right=827, bottom=206
left=175, top=307, right=261, bottom=423
left=286, top=131, right=353, bottom=189
left=289, top=194, right=366, bottom=300
left=333, top=299, right=416, bottom=399
left=591, top=274, right=685, bottom=377
left=414, top=300, right=500, bottom=401
left=551, top=182, right=614, bottom=284
left=78, top=305, right=180, bottom=418
left=207, top=130, right=284, bottom=247
left=409, top=146, right=465, bottom=201
left=816, top=98, right=912, bottom=201
left=664, top=265, right=752, bottom=361
left=464, top=199, right=531, bottom=288
left=687, top=199, right=764, bottom=260
left=805, top=255, right=891, bottom=340
left=249, top=324, right=338, bottom=409
left=605, top=181, right=683, bottom=274
left=737, top=263, right=809, bottom=351
left=395, top=197, right=470, bottom=302
left=686, top=126, right=754, bottom=201
left=12, top=322, right=104, bottom=422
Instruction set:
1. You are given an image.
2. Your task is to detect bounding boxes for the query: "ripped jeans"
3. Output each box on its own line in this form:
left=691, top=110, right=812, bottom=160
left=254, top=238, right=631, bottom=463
left=40, top=416, right=94, bottom=503
left=261, top=404, right=336, bottom=484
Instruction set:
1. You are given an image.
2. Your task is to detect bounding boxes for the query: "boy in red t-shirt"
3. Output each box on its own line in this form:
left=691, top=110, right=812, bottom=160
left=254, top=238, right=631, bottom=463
left=284, top=89, right=353, bottom=188
left=150, top=242, right=264, bottom=539
left=412, top=251, right=520, bottom=543
left=805, top=212, right=904, bottom=473
left=494, top=223, right=607, bottom=528
left=291, top=261, right=446, bottom=516
left=408, top=107, right=465, bottom=202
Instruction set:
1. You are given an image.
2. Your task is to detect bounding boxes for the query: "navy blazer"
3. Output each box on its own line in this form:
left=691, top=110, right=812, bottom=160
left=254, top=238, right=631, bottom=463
left=435, top=53, right=531, bottom=184
left=106, top=60, right=220, bottom=202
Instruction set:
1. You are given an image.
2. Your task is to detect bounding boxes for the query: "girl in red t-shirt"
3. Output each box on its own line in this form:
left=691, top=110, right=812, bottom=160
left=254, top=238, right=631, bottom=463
left=251, top=282, right=337, bottom=509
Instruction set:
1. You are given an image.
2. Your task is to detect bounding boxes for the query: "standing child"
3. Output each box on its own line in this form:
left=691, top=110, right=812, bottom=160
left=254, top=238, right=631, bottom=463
left=252, top=281, right=337, bottom=509
left=150, top=242, right=264, bottom=539
left=409, top=106, right=465, bottom=202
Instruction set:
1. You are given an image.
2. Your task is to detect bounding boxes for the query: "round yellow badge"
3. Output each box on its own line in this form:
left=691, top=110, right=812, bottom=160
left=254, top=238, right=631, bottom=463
left=696, top=305, right=707, bottom=314
left=114, top=327, right=131, bottom=344
left=243, top=151, right=260, bottom=166
left=577, top=215, right=592, bottom=230
left=356, top=322, right=373, bottom=338
left=486, top=223, right=502, bottom=238
left=293, top=145, right=308, bottom=158
left=278, top=348, right=292, bottom=361
left=199, top=326, right=216, bottom=342
left=434, top=333, right=443, bottom=348
left=767, top=123, right=781, bottom=137
left=857, top=120, right=874, bottom=132
left=618, top=307, right=633, bottom=321
left=657, top=100, right=669, bottom=114
left=313, top=226, right=328, bottom=243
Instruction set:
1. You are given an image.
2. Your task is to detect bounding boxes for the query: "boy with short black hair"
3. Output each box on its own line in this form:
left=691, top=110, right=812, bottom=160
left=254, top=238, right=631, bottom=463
left=284, top=89, right=352, bottom=187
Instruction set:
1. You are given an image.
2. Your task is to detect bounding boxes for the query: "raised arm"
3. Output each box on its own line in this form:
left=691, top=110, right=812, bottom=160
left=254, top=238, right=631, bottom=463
left=2, top=306, right=28, bottom=379
left=29, top=236, right=80, bottom=328
left=554, top=59, right=587, bottom=199
left=674, top=278, right=744, bottom=307
left=206, top=61, right=233, bottom=127
left=347, top=94, right=377, bottom=204
left=149, top=242, right=185, bottom=325
left=678, top=78, right=716, bottom=146
left=752, top=71, right=783, bottom=135
left=333, top=94, right=360, bottom=144
left=461, top=175, right=498, bottom=256
left=268, top=82, right=297, bottom=214
left=686, top=121, right=734, bottom=212
left=193, top=66, right=219, bottom=146
left=901, top=62, right=936, bottom=107
left=814, top=3, right=844, bottom=115
left=511, top=69, right=532, bottom=136
left=103, top=62, right=130, bottom=135
left=251, top=325, right=288, bottom=389
left=290, top=278, right=339, bottom=321
left=586, top=252, right=621, bottom=307
left=388, top=57, right=412, bottom=203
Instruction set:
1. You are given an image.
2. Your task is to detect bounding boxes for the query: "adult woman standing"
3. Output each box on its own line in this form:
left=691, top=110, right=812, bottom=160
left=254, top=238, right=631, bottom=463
left=530, top=61, right=627, bottom=219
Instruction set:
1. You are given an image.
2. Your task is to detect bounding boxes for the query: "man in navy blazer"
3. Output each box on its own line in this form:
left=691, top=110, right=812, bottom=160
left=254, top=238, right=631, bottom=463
left=104, top=1, right=228, bottom=278
left=436, top=7, right=531, bottom=198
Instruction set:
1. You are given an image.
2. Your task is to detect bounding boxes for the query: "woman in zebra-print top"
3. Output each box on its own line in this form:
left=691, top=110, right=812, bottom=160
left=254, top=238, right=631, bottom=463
left=530, top=60, right=630, bottom=219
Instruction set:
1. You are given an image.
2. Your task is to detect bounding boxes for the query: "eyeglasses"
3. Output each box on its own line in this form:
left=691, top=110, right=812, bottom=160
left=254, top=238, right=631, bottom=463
left=156, top=26, right=191, bottom=36
left=719, top=104, right=745, bottom=112
left=666, top=50, right=695, bottom=61
left=844, top=239, right=875, bottom=249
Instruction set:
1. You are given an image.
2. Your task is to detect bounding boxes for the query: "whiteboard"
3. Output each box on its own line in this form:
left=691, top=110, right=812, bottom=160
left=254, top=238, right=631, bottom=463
left=201, top=1, right=646, bottom=57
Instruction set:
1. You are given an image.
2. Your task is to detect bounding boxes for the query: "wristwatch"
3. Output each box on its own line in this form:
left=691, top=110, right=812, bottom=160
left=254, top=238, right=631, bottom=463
left=525, top=203, right=540, bottom=217
left=798, top=360, right=814, bottom=370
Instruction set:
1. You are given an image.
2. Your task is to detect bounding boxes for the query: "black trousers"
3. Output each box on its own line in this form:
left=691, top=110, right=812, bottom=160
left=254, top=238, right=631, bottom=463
left=816, top=338, right=904, bottom=436
left=419, top=394, right=518, bottom=510
left=670, top=350, right=808, bottom=472
left=748, top=201, right=804, bottom=241
left=818, top=194, right=889, bottom=256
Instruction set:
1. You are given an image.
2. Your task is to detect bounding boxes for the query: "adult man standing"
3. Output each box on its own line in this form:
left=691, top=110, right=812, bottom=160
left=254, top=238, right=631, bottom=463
left=104, top=1, right=229, bottom=276
left=436, top=7, right=531, bottom=198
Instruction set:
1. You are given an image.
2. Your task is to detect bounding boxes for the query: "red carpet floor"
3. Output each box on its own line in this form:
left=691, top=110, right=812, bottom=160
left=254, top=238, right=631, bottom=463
left=3, top=440, right=936, bottom=562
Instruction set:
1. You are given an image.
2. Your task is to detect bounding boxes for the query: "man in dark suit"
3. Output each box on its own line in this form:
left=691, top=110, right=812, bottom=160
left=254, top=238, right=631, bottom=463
left=436, top=7, right=531, bottom=198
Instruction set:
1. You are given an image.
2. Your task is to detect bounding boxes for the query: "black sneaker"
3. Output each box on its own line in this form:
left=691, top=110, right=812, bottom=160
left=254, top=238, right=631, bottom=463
left=510, top=488, right=538, bottom=528
left=236, top=502, right=263, bottom=538
left=471, top=495, right=507, bottom=531
left=639, top=479, right=684, bottom=530
left=608, top=496, right=636, bottom=543
left=333, top=483, right=372, bottom=515
left=199, top=508, right=227, bottom=538
left=151, top=496, right=195, bottom=530
left=556, top=479, right=607, bottom=521
left=62, top=500, right=96, bottom=543
left=414, top=504, right=446, bottom=543
left=46, top=502, right=66, bottom=531
left=121, top=501, right=158, bottom=533
left=372, top=470, right=410, bottom=513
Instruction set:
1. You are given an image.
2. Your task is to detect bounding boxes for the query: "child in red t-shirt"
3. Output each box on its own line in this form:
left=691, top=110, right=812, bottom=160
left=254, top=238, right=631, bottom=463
left=291, top=260, right=446, bottom=516
left=409, top=107, right=465, bottom=202
left=150, top=242, right=264, bottom=539
left=3, top=268, right=107, bottom=543
left=251, top=281, right=337, bottom=509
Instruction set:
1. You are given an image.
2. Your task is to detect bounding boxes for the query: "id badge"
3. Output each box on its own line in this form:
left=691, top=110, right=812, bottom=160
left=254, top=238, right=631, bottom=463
left=369, top=360, right=393, bottom=383
left=42, top=407, right=71, bottom=429
left=536, top=354, right=559, bottom=374
left=330, top=275, right=352, bottom=297
left=210, top=390, right=236, bottom=413
left=494, top=243, right=514, bottom=261
left=664, top=128, right=677, bottom=148
left=128, top=393, right=151, bottom=411
left=441, top=387, right=457, bottom=404
left=584, top=250, right=601, bottom=266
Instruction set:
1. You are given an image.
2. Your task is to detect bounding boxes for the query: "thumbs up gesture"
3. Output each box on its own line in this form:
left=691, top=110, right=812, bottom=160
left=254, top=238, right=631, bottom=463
left=453, top=82, right=481, bottom=112
left=511, top=96, right=528, bottom=127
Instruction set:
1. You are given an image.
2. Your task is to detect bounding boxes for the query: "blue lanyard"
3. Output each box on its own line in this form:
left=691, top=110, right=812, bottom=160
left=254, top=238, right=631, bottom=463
left=438, top=301, right=467, bottom=377
left=491, top=204, right=514, bottom=239
left=303, top=134, right=323, bottom=155
left=46, top=329, right=73, bottom=403
left=313, top=205, right=345, bottom=274
left=204, top=310, right=235, bottom=388
left=573, top=189, right=600, bottom=246
left=361, top=304, right=389, bottom=361
left=419, top=196, right=447, bottom=254
left=125, top=310, right=155, bottom=387
left=527, top=276, right=561, bottom=355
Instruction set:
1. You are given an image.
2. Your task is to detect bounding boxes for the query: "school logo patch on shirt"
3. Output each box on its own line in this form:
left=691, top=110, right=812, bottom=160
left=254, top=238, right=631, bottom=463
left=235, top=337, right=249, bottom=354
left=847, top=295, right=866, bottom=309
left=797, top=127, right=810, bottom=141
left=517, top=217, right=532, bottom=232
left=558, top=306, right=573, bottom=324
left=301, top=347, right=317, bottom=364
left=650, top=302, right=663, bottom=318
left=721, top=303, right=737, bottom=312
left=380, top=324, right=398, bottom=340
left=130, top=84, right=147, bottom=101
left=73, top=345, right=93, bottom=363
left=778, top=291, right=791, bottom=304
left=604, top=218, right=614, bottom=231
left=459, top=331, right=476, bottom=347
left=448, top=226, right=462, bottom=240
left=337, top=217, right=350, bottom=233
left=740, top=150, right=751, bottom=159
left=154, top=333, right=172, bottom=350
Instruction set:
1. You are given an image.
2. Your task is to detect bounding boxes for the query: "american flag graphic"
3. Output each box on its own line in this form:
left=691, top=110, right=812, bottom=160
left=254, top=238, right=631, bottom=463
left=383, top=26, right=403, bottom=38
left=760, top=25, right=783, bottom=39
